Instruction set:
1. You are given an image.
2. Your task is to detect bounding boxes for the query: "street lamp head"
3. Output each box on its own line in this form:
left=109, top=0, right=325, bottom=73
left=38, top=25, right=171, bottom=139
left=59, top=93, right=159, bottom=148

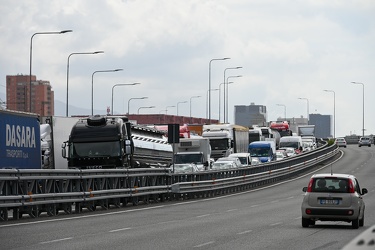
left=223, top=57, right=230, bottom=60
left=114, top=68, right=123, bottom=72
left=94, top=51, right=104, bottom=54
left=60, top=30, right=73, bottom=34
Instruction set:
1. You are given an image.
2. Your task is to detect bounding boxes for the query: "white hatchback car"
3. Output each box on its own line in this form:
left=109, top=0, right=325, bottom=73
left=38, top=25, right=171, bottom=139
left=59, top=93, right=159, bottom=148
left=335, top=137, right=347, bottom=148
left=211, top=157, right=242, bottom=170
left=301, top=173, right=368, bottom=229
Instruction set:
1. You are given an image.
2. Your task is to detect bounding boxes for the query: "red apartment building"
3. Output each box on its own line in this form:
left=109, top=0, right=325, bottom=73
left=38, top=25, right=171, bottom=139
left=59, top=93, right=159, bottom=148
left=6, top=74, right=54, bottom=116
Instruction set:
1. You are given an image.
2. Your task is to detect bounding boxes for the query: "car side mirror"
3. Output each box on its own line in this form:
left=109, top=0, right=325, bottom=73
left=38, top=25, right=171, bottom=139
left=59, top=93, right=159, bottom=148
left=302, top=187, right=307, bottom=192
left=362, top=188, right=368, bottom=195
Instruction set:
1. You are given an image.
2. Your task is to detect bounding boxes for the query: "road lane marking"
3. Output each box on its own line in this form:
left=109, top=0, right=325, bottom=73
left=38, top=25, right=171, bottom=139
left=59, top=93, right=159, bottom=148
left=226, top=209, right=238, bottom=212
left=237, top=230, right=252, bottom=235
left=194, top=241, right=215, bottom=248
left=196, top=214, right=210, bottom=218
left=270, top=222, right=282, bottom=226
left=40, top=237, right=73, bottom=244
left=109, top=227, right=131, bottom=233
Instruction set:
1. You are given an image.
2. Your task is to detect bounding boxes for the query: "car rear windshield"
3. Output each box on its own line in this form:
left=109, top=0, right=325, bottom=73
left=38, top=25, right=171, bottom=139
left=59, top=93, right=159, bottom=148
left=312, top=178, right=349, bottom=193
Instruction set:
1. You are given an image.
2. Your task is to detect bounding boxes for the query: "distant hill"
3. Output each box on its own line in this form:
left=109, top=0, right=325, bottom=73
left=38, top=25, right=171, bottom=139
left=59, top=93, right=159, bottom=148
left=0, top=91, right=107, bottom=115
left=54, top=99, right=108, bottom=116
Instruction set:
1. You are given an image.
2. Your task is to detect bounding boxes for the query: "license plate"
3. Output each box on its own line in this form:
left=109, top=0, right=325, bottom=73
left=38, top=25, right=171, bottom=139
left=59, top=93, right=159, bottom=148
left=319, top=199, right=339, bottom=205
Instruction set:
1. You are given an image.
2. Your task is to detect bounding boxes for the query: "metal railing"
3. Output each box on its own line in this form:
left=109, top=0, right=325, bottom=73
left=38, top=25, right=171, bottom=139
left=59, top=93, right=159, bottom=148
left=0, top=142, right=338, bottom=221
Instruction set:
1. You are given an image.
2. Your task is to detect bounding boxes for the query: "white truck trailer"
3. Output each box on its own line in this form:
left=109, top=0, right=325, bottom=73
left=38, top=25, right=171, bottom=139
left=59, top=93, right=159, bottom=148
left=202, top=124, right=249, bottom=160
left=172, top=137, right=212, bottom=171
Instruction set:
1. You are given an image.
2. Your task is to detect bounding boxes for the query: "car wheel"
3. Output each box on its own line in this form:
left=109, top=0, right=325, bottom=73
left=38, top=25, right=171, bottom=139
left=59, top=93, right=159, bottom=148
left=302, top=217, right=310, bottom=228
left=352, top=217, right=359, bottom=229
left=359, top=214, right=364, bottom=227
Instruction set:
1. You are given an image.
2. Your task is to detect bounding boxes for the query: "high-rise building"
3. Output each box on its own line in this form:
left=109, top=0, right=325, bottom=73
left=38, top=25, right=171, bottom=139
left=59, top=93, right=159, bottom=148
left=234, top=103, right=267, bottom=127
left=6, top=74, right=54, bottom=116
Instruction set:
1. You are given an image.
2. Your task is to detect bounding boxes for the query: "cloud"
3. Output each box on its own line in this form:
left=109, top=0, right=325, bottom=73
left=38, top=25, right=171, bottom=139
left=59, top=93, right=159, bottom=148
left=1, top=0, right=374, bottom=136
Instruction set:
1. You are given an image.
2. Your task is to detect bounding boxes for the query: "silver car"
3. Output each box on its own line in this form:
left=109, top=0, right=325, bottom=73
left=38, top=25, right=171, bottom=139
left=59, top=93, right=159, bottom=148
left=335, top=137, right=347, bottom=148
left=301, top=173, right=367, bottom=229
left=211, top=157, right=242, bottom=170
left=358, top=136, right=371, bottom=147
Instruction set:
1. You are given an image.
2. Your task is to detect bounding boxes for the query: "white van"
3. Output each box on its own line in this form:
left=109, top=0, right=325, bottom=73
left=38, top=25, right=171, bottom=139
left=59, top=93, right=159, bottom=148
left=279, top=136, right=303, bottom=153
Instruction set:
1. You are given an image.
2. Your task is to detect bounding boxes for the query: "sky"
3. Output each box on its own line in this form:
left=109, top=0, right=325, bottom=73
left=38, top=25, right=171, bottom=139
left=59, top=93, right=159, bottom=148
left=0, top=0, right=374, bottom=137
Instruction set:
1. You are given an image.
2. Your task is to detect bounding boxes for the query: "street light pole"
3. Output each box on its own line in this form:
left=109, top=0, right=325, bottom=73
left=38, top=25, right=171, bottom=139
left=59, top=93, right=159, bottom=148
left=276, top=104, right=286, bottom=120
left=176, top=101, right=187, bottom=116
left=30, top=30, right=72, bottom=112
left=223, top=67, right=242, bottom=122
left=206, top=89, right=219, bottom=120
left=209, top=57, right=230, bottom=123
left=190, top=95, right=201, bottom=123
left=298, top=97, right=309, bottom=123
left=219, top=82, right=232, bottom=123
left=127, top=97, right=148, bottom=114
left=111, top=83, right=140, bottom=115
left=323, top=90, right=335, bottom=138
left=91, top=69, right=123, bottom=115
left=138, top=106, right=155, bottom=114
left=351, top=82, right=365, bottom=137
left=66, top=51, right=104, bottom=117
left=225, top=75, right=242, bottom=123
left=166, top=105, right=175, bottom=115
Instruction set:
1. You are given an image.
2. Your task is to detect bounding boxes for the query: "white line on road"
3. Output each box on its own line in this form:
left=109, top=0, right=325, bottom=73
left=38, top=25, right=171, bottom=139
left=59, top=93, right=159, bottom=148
left=196, top=214, right=210, bottom=218
left=194, top=241, right=215, bottom=248
left=109, top=227, right=131, bottom=233
left=237, top=230, right=253, bottom=235
left=226, top=209, right=238, bottom=212
left=270, top=222, right=282, bottom=226
left=40, top=237, right=73, bottom=244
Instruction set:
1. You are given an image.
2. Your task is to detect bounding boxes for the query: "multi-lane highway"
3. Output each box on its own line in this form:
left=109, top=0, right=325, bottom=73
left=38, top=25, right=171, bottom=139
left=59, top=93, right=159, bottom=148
left=0, top=144, right=374, bottom=249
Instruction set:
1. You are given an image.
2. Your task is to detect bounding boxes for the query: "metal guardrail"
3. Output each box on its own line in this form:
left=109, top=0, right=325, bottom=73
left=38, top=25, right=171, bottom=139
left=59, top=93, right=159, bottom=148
left=0, top=142, right=338, bottom=221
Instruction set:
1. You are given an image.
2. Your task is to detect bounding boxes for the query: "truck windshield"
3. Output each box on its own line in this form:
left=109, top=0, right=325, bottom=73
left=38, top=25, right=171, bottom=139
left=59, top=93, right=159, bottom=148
left=175, top=154, right=203, bottom=164
left=70, top=141, right=121, bottom=157
left=280, top=142, right=298, bottom=149
left=209, top=138, right=229, bottom=150
left=249, top=148, right=270, bottom=157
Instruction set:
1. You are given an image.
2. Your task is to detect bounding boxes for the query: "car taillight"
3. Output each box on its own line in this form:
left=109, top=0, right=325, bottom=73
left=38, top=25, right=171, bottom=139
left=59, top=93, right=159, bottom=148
left=348, top=179, right=355, bottom=193
left=307, top=178, right=314, bottom=192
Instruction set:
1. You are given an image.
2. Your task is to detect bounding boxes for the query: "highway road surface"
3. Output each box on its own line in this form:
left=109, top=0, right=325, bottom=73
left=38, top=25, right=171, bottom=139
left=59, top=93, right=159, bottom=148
left=0, top=144, right=374, bottom=250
